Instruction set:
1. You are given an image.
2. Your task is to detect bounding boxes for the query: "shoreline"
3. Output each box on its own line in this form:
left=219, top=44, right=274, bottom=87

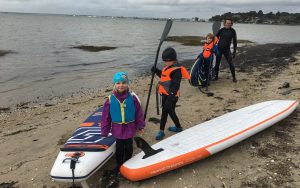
left=1, top=12, right=300, bottom=26
left=0, top=43, right=300, bottom=187
left=1, top=42, right=297, bottom=111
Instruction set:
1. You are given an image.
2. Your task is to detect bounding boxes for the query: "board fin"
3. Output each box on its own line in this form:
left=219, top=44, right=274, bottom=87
left=134, top=137, right=163, bottom=159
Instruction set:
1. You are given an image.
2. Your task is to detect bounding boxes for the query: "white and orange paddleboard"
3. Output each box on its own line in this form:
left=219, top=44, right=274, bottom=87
left=120, top=100, right=298, bottom=181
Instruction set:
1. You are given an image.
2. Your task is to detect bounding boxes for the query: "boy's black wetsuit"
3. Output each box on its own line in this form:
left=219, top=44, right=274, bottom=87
left=215, top=27, right=237, bottom=81
left=153, top=65, right=182, bottom=130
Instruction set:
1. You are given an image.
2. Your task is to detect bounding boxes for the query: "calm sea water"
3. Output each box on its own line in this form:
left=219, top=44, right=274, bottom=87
left=1, top=13, right=300, bottom=107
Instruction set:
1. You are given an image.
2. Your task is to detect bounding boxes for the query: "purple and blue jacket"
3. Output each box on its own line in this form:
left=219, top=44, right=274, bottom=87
left=101, top=90, right=145, bottom=139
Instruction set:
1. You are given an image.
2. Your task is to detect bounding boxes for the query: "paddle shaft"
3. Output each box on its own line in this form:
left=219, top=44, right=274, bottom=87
left=144, top=20, right=172, bottom=120
left=144, top=45, right=161, bottom=120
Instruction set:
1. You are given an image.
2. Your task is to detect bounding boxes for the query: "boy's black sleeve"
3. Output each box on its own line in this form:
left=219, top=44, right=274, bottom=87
left=168, top=68, right=182, bottom=96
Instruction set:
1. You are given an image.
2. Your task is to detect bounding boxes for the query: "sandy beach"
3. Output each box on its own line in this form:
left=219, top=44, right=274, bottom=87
left=0, top=43, right=300, bottom=188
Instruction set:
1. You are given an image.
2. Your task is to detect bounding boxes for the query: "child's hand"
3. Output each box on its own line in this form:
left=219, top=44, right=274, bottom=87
left=138, top=129, right=144, bottom=136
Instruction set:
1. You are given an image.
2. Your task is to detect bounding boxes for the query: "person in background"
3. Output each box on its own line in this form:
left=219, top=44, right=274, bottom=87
left=215, top=18, right=237, bottom=82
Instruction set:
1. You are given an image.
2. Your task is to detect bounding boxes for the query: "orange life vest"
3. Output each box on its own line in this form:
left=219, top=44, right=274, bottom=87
left=158, top=66, right=190, bottom=96
left=202, top=36, right=219, bottom=59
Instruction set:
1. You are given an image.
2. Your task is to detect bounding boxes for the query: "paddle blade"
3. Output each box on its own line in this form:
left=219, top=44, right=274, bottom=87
left=159, top=19, right=173, bottom=44
left=212, top=21, right=221, bottom=35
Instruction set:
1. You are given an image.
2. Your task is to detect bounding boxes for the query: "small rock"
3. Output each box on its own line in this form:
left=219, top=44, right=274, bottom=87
left=0, top=107, right=10, bottom=112
left=44, top=103, right=54, bottom=107
left=280, top=82, right=290, bottom=89
left=105, top=89, right=113, bottom=92
left=227, top=99, right=236, bottom=104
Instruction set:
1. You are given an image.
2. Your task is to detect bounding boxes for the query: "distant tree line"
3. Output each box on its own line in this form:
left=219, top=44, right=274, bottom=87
left=209, top=11, right=300, bottom=25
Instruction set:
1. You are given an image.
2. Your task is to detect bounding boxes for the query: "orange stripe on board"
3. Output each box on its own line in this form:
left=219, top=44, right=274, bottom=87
left=120, top=101, right=298, bottom=181
left=80, top=122, right=94, bottom=127
left=204, top=100, right=298, bottom=149
left=120, top=148, right=210, bottom=181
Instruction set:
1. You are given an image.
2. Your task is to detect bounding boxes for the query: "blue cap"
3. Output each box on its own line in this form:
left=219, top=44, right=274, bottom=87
left=112, top=72, right=129, bottom=84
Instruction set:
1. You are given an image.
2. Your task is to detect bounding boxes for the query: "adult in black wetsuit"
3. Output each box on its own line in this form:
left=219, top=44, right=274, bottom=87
left=215, top=18, right=237, bottom=82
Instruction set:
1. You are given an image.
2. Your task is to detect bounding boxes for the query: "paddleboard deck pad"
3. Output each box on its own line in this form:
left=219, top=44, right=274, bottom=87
left=120, top=100, right=298, bottom=181
left=50, top=107, right=116, bottom=182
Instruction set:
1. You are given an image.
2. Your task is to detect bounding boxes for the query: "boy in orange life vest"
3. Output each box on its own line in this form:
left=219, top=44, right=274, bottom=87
left=197, top=33, right=219, bottom=86
left=101, top=72, right=145, bottom=173
left=151, top=47, right=190, bottom=140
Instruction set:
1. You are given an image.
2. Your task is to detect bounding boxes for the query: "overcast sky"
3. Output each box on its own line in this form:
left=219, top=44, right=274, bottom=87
left=0, top=0, right=299, bottom=18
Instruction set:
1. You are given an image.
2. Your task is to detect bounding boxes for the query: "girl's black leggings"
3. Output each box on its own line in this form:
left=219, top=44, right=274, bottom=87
left=115, top=138, right=133, bottom=168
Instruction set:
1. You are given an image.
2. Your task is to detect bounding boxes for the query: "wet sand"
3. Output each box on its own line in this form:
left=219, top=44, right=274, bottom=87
left=0, top=43, right=299, bottom=188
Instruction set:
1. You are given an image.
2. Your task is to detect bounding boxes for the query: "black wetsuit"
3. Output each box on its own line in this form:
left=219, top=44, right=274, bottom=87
left=153, top=65, right=182, bottom=131
left=215, top=27, right=237, bottom=80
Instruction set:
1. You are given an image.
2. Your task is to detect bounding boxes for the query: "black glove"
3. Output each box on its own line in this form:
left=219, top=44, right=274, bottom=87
left=232, top=51, right=236, bottom=59
left=151, top=66, right=157, bottom=73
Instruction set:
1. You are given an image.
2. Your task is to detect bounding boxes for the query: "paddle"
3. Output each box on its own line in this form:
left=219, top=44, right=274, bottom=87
left=144, top=19, right=173, bottom=120
left=213, top=21, right=221, bottom=35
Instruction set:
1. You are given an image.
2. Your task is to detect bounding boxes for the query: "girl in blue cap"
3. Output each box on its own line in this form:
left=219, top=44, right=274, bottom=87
left=101, top=72, right=145, bottom=173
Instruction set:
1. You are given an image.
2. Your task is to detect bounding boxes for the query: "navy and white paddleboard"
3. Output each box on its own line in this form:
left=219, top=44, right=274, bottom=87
left=50, top=107, right=115, bottom=183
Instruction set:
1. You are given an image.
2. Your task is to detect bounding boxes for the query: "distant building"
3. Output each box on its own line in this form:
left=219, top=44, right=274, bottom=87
left=192, top=17, right=199, bottom=22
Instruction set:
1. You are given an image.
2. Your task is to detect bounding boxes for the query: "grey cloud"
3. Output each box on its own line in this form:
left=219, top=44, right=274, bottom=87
left=0, top=0, right=299, bottom=18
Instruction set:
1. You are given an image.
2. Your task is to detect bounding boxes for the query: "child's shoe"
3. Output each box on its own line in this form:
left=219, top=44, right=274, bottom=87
left=168, top=126, right=183, bottom=132
left=155, top=130, right=165, bottom=140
